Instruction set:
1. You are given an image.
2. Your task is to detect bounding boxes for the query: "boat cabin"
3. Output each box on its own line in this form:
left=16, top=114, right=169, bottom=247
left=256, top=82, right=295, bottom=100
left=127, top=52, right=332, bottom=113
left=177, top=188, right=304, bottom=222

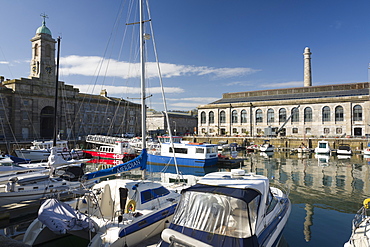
left=30, top=140, right=69, bottom=151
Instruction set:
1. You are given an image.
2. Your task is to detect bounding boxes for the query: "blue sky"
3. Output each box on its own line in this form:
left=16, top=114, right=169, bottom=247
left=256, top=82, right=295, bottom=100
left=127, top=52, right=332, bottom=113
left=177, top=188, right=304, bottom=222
left=1, top=0, right=370, bottom=111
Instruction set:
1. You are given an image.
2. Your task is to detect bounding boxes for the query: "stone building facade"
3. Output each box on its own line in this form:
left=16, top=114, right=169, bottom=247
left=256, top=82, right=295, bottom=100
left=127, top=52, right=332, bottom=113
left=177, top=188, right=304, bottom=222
left=198, top=48, right=370, bottom=138
left=0, top=17, right=141, bottom=142
left=147, top=111, right=197, bottom=137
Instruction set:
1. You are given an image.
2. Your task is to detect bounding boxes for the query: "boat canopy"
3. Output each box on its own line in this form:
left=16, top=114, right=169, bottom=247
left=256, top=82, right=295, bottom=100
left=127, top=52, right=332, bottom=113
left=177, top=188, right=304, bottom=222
left=172, top=188, right=261, bottom=239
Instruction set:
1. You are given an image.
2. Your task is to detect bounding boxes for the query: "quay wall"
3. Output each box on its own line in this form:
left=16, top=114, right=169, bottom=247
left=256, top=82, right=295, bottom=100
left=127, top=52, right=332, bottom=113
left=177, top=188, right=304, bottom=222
left=182, top=136, right=369, bottom=152
left=2, top=137, right=368, bottom=155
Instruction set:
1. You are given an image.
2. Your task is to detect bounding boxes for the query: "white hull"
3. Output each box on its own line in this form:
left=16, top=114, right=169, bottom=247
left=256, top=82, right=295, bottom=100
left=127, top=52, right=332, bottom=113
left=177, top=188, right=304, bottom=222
left=15, top=149, right=83, bottom=162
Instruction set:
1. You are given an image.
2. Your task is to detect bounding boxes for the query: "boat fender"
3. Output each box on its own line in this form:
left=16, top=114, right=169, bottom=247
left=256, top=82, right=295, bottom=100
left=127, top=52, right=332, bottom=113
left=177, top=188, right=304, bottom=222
left=125, top=199, right=136, bottom=214
left=363, top=198, right=370, bottom=209
left=63, top=147, right=68, bottom=152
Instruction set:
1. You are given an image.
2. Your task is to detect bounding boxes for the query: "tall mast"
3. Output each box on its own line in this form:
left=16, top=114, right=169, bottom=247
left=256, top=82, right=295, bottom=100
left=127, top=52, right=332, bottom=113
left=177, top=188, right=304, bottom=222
left=140, top=0, right=146, bottom=150
left=53, top=37, right=61, bottom=147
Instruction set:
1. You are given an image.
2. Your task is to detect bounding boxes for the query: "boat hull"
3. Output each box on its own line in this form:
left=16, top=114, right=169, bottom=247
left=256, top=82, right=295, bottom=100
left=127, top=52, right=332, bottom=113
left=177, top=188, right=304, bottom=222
left=83, top=150, right=136, bottom=161
left=147, top=154, right=218, bottom=168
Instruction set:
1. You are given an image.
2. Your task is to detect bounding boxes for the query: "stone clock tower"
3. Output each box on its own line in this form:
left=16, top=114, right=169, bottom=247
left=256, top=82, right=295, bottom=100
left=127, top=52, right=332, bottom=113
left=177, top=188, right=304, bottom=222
left=29, top=14, right=56, bottom=81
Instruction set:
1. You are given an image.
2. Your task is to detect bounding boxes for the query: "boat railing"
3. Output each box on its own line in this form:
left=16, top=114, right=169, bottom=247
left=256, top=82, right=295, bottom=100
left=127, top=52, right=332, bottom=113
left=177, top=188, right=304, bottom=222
left=86, top=135, right=128, bottom=146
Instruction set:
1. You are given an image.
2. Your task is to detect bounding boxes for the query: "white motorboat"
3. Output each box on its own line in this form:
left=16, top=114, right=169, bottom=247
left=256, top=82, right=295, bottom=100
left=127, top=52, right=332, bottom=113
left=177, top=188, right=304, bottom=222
left=158, top=169, right=291, bottom=247
left=337, top=144, right=352, bottom=155
left=14, top=139, right=83, bottom=162
left=314, top=140, right=331, bottom=154
left=259, top=140, right=275, bottom=152
left=344, top=198, right=370, bottom=247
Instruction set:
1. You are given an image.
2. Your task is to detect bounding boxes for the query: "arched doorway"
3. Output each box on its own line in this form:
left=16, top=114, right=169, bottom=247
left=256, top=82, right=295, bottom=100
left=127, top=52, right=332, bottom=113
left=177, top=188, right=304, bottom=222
left=40, top=106, right=54, bottom=138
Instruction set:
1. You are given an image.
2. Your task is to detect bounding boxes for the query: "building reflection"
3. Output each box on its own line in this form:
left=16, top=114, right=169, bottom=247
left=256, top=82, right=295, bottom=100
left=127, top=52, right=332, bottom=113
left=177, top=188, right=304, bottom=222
left=244, top=152, right=369, bottom=243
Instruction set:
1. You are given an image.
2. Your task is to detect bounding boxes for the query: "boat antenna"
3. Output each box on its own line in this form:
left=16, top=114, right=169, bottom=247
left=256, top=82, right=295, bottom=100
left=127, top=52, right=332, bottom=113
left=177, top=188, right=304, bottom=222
left=53, top=36, right=61, bottom=147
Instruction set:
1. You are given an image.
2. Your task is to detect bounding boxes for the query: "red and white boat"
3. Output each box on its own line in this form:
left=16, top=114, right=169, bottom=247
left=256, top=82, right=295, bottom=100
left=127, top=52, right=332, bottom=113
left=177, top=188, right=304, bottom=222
left=84, top=135, right=137, bottom=162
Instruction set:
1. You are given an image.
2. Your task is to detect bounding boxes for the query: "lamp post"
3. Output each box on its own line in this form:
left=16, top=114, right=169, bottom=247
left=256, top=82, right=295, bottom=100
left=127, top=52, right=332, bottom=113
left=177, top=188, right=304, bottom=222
left=173, top=121, right=177, bottom=136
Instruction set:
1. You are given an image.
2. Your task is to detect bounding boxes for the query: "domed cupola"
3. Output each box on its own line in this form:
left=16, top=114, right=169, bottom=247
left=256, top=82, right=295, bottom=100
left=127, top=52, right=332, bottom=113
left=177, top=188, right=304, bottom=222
left=36, top=14, right=52, bottom=36
left=29, top=13, right=56, bottom=80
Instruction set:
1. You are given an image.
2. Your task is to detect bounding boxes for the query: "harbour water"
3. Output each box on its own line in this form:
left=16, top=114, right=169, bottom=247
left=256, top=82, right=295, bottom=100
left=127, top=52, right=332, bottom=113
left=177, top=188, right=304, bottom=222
left=1, top=150, right=368, bottom=246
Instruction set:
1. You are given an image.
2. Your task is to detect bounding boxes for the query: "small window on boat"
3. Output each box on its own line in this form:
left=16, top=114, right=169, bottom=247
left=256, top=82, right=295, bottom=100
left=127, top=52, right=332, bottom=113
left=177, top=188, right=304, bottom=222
left=18, top=188, right=24, bottom=191
left=196, top=148, right=204, bottom=154
left=266, top=190, right=278, bottom=215
left=206, top=147, right=214, bottom=154
left=141, top=186, right=170, bottom=204
left=49, top=185, right=53, bottom=187
left=33, top=187, right=38, bottom=189
left=170, top=147, right=187, bottom=154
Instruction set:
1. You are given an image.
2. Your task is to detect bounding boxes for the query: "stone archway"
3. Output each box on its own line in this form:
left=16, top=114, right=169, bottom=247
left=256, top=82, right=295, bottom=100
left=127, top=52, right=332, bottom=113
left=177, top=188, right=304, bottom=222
left=40, top=106, right=54, bottom=138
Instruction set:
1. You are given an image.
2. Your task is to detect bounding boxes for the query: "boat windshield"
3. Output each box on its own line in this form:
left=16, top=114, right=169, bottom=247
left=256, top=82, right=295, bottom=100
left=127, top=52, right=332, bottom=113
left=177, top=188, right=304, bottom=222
left=172, top=191, right=260, bottom=238
left=319, top=142, right=327, bottom=148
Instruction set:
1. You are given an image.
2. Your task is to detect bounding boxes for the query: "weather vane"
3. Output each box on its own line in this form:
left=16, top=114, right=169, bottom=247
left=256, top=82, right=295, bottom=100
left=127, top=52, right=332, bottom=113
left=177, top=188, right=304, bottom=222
left=40, top=13, right=48, bottom=24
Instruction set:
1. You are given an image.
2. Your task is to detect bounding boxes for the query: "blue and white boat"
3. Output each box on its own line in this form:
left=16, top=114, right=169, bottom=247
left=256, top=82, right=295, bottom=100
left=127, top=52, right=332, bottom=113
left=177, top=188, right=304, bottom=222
left=158, top=169, right=291, bottom=247
left=148, top=136, right=219, bottom=168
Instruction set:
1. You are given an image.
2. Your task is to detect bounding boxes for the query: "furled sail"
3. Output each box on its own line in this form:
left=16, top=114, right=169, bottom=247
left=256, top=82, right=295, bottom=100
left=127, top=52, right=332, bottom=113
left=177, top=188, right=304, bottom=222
left=83, top=149, right=147, bottom=181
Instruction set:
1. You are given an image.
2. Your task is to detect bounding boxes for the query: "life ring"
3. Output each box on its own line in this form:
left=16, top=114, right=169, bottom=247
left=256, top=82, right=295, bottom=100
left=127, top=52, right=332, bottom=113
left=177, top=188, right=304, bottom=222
left=63, top=147, right=68, bottom=152
left=125, top=199, right=136, bottom=214
left=363, top=198, right=370, bottom=209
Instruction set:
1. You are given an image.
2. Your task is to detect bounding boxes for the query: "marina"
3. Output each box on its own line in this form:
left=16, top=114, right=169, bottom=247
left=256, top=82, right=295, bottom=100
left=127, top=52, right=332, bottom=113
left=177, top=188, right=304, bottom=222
left=0, top=149, right=369, bottom=246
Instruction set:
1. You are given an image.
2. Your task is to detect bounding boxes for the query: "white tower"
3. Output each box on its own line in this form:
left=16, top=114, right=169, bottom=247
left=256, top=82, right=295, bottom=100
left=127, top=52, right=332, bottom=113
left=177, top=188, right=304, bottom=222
left=303, top=47, right=312, bottom=87
left=29, top=14, right=56, bottom=81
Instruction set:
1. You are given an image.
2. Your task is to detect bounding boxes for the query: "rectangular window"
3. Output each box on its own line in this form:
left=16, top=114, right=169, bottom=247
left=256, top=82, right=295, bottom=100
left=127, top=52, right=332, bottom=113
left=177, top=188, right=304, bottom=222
left=196, top=148, right=204, bottom=154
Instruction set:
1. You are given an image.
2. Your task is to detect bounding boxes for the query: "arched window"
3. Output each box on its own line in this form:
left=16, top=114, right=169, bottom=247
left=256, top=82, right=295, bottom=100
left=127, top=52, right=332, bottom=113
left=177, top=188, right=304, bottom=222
left=241, top=110, right=247, bottom=123
left=291, top=107, right=299, bottom=122
left=200, top=112, right=206, bottom=124
left=304, top=107, right=312, bottom=122
left=335, top=106, right=344, bottom=121
left=209, top=111, right=214, bottom=124
left=279, top=108, right=286, bottom=123
left=34, top=44, right=38, bottom=57
left=322, top=106, right=330, bottom=122
left=353, top=105, right=362, bottom=121
left=220, top=111, right=226, bottom=124
left=232, top=110, right=238, bottom=123
left=256, top=109, right=263, bottom=123
left=267, top=109, right=274, bottom=124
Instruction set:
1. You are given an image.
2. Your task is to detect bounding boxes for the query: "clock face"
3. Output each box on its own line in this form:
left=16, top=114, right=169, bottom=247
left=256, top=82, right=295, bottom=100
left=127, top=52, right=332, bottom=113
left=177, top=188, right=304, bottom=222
left=45, top=66, right=53, bottom=74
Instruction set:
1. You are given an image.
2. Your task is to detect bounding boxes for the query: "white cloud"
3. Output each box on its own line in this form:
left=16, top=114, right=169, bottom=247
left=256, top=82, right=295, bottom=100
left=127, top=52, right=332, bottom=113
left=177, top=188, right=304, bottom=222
left=0, top=61, right=9, bottom=64
left=76, top=84, right=184, bottom=96
left=60, top=55, right=258, bottom=80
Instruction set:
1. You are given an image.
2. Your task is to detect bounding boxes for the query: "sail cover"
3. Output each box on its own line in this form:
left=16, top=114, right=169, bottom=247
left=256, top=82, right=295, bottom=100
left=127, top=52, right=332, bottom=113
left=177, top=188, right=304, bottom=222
left=38, top=198, right=95, bottom=234
left=83, top=149, right=147, bottom=181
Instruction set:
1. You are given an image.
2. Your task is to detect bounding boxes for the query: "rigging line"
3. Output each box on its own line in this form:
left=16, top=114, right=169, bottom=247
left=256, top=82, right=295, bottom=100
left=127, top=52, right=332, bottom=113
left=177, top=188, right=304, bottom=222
left=75, top=0, right=129, bottom=136
left=0, top=45, right=14, bottom=79
left=146, top=0, right=179, bottom=175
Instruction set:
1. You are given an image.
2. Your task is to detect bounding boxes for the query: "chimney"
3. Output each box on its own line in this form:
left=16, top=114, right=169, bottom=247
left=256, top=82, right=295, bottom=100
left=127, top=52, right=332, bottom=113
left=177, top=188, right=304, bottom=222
left=303, top=47, right=312, bottom=87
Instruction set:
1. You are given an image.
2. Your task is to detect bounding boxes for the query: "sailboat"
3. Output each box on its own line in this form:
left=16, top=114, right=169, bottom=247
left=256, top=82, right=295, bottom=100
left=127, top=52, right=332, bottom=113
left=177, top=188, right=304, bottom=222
left=24, top=1, right=183, bottom=246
